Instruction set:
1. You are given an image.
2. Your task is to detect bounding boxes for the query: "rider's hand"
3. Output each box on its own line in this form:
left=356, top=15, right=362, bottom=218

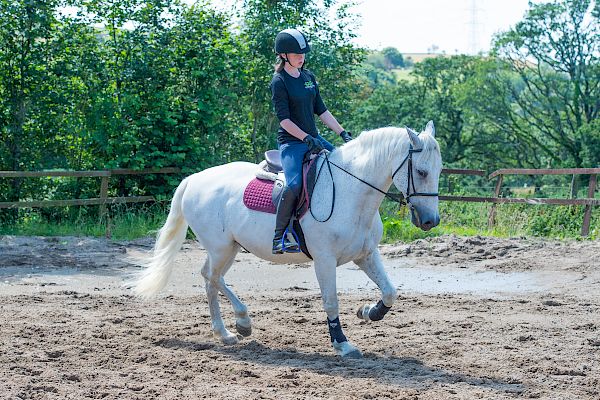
left=303, top=135, right=325, bottom=154
left=340, top=130, right=352, bottom=143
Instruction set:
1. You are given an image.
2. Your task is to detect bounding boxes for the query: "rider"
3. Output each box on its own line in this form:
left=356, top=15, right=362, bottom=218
left=270, top=28, right=352, bottom=254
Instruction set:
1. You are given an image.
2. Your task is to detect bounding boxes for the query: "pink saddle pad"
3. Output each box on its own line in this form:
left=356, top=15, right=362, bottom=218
left=243, top=178, right=276, bottom=214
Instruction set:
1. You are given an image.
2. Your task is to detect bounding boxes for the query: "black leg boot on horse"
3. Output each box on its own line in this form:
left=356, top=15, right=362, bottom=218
left=272, top=187, right=300, bottom=254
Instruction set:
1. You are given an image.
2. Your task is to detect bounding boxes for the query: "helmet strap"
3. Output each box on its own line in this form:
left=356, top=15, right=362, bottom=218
left=282, top=53, right=304, bottom=70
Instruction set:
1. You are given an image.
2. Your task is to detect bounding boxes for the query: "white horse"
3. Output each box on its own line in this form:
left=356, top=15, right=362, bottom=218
left=131, top=122, right=442, bottom=358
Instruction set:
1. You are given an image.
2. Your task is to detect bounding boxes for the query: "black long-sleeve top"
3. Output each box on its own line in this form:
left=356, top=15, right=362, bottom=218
left=270, top=69, right=327, bottom=145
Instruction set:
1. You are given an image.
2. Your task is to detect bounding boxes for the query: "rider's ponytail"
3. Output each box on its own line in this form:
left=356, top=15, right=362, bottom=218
left=274, top=54, right=285, bottom=73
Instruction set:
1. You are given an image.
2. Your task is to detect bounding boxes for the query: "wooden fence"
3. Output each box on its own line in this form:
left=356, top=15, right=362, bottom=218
left=0, top=168, right=180, bottom=236
left=441, top=167, right=600, bottom=236
left=1, top=166, right=598, bottom=236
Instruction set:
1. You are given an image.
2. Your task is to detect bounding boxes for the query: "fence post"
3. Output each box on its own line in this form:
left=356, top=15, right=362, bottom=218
left=569, top=174, right=578, bottom=198
left=99, top=174, right=110, bottom=238
left=488, top=175, right=504, bottom=229
left=99, top=175, right=109, bottom=217
left=581, top=174, right=597, bottom=236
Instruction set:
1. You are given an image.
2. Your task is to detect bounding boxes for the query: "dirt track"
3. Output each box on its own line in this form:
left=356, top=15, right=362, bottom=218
left=0, top=235, right=599, bottom=399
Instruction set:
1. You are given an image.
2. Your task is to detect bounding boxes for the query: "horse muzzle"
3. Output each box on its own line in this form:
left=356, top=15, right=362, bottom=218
left=410, top=206, right=440, bottom=231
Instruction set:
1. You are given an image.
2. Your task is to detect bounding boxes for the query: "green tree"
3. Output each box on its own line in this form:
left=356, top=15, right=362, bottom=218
left=456, top=57, right=537, bottom=169
left=0, top=0, right=62, bottom=201
left=411, top=56, right=482, bottom=165
left=0, top=0, right=105, bottom=208
left=492, top=0, right=600, bottom=168
left=579, top=118, right=600, bottom=167
left=75, top=0, right=246, bottom=196
left=366, top=50, right=386, bottom=69
left=349, top=54, right=532, bottom=171
left=349, top=80, right=423, bottom=133
left=382, top=46, right=404, bottom=69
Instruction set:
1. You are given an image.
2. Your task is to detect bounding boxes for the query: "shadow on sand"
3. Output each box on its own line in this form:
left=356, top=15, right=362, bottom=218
left=155, top=337, right=524, bottom=394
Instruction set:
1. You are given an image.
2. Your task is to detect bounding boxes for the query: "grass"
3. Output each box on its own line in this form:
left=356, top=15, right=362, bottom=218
left=0, top=203, right=168, bottom=240
left=380, top=200, right=599, bottom=242
left=1, top=199, right=598, bottom=242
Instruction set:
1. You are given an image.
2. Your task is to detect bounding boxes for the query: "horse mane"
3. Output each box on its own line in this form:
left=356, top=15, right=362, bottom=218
left=338, top=127, right=441, bottom=172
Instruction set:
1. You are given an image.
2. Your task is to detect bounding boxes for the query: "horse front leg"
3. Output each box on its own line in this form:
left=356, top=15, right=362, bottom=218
left=313, top=257, right=362, bottom=358
left=354, top=250, right=397, bottom=322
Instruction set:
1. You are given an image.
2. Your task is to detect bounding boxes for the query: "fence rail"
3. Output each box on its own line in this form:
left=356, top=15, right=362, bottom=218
left=489, top=168, right=600, bottom=179
left=486, top=168, right=599, bottom=236
left=0, top=168, right=181, bottom=237
left=1, top=166, right=598, bottom=236
left=442, top=167, right=599, bottom=236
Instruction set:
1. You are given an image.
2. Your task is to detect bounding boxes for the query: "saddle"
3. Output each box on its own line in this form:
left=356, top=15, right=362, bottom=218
left=243, top=150, right=319, bottom=258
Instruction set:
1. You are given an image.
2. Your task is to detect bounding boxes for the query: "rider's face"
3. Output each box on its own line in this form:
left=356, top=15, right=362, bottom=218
left=285, top=52, right=305, bottom=68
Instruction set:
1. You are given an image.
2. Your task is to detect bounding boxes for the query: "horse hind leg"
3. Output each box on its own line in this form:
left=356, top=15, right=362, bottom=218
left=201, top=244, right=251, bottom=344
left=354, top=250, right=397, bottom=322
left=212, top=243, right=252, bottom=337
left=202, top=248, right=237, bottom=344
left=216, top=276, right=252, bottom=337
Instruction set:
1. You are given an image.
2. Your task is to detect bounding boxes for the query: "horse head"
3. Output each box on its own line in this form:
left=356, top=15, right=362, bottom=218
left=392, top=121, right=442, bottom=231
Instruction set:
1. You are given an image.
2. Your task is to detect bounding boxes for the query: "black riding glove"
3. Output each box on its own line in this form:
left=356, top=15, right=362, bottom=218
left=340, top=130, right=352, bottom=143
left=303, top=135, right=324, bottom=154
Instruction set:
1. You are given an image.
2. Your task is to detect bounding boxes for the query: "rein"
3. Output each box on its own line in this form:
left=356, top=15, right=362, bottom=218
left=309, top=145, right=439, bottom=222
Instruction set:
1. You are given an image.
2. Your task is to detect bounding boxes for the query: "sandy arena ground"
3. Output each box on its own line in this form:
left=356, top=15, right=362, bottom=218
left=0, top=234, right=599, bottom=399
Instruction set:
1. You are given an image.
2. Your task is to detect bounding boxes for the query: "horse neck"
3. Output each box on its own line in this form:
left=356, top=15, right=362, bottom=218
left=330, top=131, right=408, bottom=213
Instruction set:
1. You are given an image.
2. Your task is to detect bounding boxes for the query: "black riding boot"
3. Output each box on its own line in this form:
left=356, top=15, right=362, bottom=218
left=272, top=187, right=300, bottom=254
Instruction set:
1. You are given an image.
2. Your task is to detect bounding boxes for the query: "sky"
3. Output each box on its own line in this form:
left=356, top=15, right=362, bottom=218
left=64, top=0, right=544, bottom=56
left=349, top=0, right=542, bottom=54
left=204, top=0, right=544, bottom=55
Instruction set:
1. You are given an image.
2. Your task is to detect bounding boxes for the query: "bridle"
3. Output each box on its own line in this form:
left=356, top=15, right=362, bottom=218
left=391, top=144, right=440, bottom=203
left=310, top=144, right=439, bottom=223
left=389, top=144, right=439, bottom=226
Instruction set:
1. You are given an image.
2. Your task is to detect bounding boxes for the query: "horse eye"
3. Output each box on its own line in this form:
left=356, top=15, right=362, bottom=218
left=417, top=169, right=428, bottom=178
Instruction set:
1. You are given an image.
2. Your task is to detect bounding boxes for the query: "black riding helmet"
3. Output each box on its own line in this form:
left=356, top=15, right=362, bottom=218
left=274, top=28, right=311, bottom=54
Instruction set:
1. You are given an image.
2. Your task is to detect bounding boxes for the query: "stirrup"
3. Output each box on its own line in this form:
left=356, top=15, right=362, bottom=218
left=282, top=227, right=301, bottom=253
left=272, top=238, right=300, bottom=254
left=272, top=229, right=300, bottom=254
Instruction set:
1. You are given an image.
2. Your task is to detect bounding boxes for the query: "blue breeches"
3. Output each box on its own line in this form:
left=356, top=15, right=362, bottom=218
left=279, top=135, right=334, bottom=198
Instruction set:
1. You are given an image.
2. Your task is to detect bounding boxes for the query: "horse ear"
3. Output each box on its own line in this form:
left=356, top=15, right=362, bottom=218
left=425, top=120, right=435, bottom=137
left=406, top=127, right=422, bottom=148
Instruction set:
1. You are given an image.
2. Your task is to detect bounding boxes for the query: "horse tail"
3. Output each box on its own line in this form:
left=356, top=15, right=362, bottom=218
left=130, top=177, right=190, bottom=298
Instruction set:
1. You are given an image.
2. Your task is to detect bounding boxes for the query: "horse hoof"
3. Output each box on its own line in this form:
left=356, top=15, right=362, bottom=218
left=333, top=340, right=362, bottom=358
left=356, top=305, right=369, bottom=321
left=343, top=349, right=363, bottom=359
left=221, top=332, right=239, bottom=345
left=236, top=321, right=252, bottom=337
left=356, top=306, right=364, bottom=319
left=222, top=336, right=238, bottom=345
